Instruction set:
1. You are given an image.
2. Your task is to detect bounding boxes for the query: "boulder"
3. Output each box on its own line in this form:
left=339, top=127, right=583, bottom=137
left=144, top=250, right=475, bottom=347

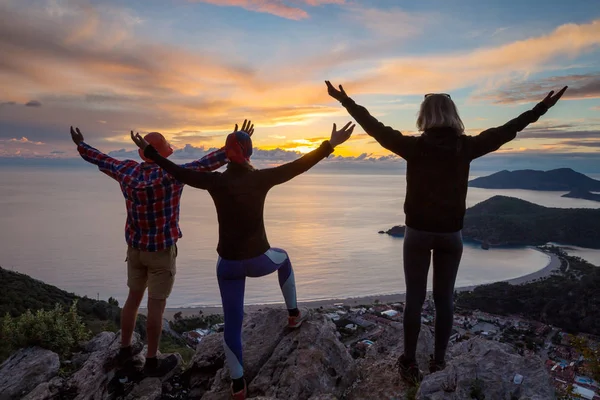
left=21, top=378, right=65, bottom=400
left=65, top=331, right=141, bottom=400
left=345, top=324, right=434, bottom=400
left=125, top=378, right=162, bottom=400
left=416, top=337, right=555, bottom=400
left=0, top=347, right=60, bottom=400
left=249, top=312, right=357, bottom=399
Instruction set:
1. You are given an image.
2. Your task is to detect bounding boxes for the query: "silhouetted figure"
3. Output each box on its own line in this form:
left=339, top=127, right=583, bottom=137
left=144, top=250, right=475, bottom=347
left=326, top=81, right=567, bottom=383
left=70, top=126, right=230, bottom=377
left=132, top=120, right=355, bottom=399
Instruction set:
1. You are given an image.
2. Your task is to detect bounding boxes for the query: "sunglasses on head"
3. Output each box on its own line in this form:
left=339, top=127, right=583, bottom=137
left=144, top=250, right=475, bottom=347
left=424, top=93, right=451, bottom=99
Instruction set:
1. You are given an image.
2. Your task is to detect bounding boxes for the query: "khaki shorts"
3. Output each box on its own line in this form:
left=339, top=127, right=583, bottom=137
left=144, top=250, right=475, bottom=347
left=126, top=245, right=177, bottom=300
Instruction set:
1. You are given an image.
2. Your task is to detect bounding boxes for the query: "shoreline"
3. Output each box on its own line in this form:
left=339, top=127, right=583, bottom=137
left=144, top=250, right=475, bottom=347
left=141, top=250, right=562, bottom=321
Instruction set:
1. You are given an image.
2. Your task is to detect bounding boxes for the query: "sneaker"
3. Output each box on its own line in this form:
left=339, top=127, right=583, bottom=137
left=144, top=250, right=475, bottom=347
left=429, top=355, right=446, bottom=373
left=231, top=379, right=247, bottom=400
left=143, top=354, right=180, bottom=377
left=104, top=342, right=144, bottom=371
left=288, top=310, right=307, bottom=329
left=396, top=354, right=423, bottom=384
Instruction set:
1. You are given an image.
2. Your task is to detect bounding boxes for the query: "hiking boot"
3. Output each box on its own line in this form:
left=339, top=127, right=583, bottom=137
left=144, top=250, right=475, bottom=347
left=104, top=342, right=144, bottom=371
left=396, top=354, right=423, bottom=384
left=288, top=309, right=307, bottom=329
left=143, top=354, right=179, bottom=377
left=231, top=379, right=247, bottom=400
left=429, top=355, right=446, bottom=373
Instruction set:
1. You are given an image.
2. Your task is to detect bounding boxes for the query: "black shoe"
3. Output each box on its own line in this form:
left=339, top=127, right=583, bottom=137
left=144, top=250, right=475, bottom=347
left=429, top=355, right=446, bottom=373
left=396, top=354, right=423, bottom=385
left=104, top=342, right=144, bottom=371
left=143, top=354, right=180, bottom=377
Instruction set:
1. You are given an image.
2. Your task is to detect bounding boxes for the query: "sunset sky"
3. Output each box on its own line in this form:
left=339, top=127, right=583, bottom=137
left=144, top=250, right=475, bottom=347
left=0, top=0, right=599, bottom=165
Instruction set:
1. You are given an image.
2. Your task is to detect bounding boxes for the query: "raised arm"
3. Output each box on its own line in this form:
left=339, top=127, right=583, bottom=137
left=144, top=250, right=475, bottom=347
left=180, top=120, right=255, bottom=171
left=467, top=86, right=568, bottom=160
left=131, top=132, right=218, bottom=190
left=256, top=122, right=355, bottom=187
left=326, top=81, right=417, bottom=159
left=71, top=126, right=129, bottom=180
left=180, top=148, right=228, bottom=171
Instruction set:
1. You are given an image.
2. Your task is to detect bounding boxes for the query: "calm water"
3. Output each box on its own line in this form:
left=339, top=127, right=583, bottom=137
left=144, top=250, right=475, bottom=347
left=1, top=167, right=598, bottom=307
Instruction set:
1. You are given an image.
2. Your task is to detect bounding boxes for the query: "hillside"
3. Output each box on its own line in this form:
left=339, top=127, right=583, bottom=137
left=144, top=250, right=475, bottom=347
left=562, top=188, right=600, bottom=202
left=469, top=168, right=600, bottom=191
left=462, top=196, right=600, bottom=248
left=0, top=267, right=124, bottom=334
left=456, top=248, right=600, bottom=336
left=381, top=196, right=600, bottom=249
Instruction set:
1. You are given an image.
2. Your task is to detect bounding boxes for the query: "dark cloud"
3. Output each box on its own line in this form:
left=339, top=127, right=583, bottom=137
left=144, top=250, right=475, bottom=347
left=521, top=129, right=600, bottom=139
left=559, top=140, right=600, bottom=148
left=0, top=101, right=16, bottom=107
left=50, top=150, right=66, bottom=154
left=475, top=73, right=600, bottom=104
left=25, top=100, right=42, bottom=107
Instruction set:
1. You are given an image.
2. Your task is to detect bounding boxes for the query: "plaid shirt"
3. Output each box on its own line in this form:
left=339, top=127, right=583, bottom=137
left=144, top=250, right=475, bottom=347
left=78, top=142, right=228, bottom=252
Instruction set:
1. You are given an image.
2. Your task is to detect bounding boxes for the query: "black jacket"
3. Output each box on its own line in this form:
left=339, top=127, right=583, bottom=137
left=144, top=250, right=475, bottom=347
left=341, top=97, right=548, bottom=233
left=144, top=141, right=334, bottom=259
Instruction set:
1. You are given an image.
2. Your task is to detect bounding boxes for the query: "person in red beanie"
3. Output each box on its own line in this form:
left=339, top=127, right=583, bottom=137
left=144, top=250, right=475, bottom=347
left=70, top=121, right=253, bottom=377
left=131, top=121, right=354, bottom=399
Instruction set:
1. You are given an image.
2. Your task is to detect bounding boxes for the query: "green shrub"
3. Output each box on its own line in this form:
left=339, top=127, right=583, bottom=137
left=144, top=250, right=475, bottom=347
left=0, top=301, right=91, bottom=362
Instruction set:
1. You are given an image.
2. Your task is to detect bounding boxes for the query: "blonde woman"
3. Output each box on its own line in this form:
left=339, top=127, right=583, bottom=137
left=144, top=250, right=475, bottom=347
left=326, top=81, right=567, bottom=383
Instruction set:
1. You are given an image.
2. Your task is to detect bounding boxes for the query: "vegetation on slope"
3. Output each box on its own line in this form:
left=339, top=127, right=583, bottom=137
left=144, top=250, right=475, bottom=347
left=456, top=246, right=600, bottom=335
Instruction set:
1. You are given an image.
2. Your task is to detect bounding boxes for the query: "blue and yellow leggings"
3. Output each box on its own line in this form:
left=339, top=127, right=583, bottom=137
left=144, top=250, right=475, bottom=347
left=216, top=248, right=297, bottom=379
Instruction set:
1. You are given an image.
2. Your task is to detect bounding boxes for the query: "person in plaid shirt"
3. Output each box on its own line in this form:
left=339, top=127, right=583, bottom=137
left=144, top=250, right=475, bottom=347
left=70, top=121, right=253, bottom=376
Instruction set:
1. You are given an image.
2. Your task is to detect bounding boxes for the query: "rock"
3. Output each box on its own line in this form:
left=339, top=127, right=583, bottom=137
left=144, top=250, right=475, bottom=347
left=188, top=308, right=291, bottom=398
left=345, top=324, right=434, bottom=400
left=0, top=347, right=60, bottom=400
left=416, top=337, right=555, bottom=400
left=186, top=332, right=226, bottom=398
left=66, top=331, right=142, bottom=400
left=84, top=331, right=116, bottom=353
left=70, top=352, right=90, bottom=370
left=125, top=378, right=162, bottom=400
left=249, top=312, right=357, bottom=400
left=384, top=225, right=405, bottom=237
left=21, top=377, right=65, bottom=400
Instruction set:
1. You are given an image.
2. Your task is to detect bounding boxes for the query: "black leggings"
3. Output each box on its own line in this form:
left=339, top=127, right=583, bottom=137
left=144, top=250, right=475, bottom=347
left=402, top=226, right=463, bottom=362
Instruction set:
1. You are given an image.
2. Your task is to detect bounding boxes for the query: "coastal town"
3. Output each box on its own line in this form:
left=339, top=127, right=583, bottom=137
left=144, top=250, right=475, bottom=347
left=176, top=298, right=600, bottom=399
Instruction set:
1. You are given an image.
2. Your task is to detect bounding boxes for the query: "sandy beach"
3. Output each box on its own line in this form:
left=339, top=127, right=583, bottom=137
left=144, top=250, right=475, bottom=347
left=140, top=250, right=561, bottom=321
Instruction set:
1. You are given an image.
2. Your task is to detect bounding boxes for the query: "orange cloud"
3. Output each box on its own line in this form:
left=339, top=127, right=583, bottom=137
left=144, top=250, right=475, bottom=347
left=188, top=0, right=345, bottom=20
left=7, top=137, right=45, bottom=145
left=341, top=19, right=600, bottom=97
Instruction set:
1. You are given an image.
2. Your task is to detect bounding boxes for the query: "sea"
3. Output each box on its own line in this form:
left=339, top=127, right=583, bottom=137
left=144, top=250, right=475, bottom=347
left=1, top=165, right=599, bottom=308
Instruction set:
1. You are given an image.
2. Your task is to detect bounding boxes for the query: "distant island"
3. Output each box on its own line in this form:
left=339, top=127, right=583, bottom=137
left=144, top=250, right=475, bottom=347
left=562, top=188, right=600, bottom=203
left=380, top=195, right=600, bottom=249
left=469, top=168, right=600, bottom=194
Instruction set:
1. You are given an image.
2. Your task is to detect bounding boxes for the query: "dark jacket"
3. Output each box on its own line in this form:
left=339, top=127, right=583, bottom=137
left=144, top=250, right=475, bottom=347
left=144, top=141, right=334, bottom=259
left=341, top=97, right=549, bottom=233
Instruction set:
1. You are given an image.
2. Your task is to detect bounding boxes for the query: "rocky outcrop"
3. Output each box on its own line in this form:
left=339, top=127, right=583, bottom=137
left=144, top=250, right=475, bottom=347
left=0, top=347, right=60, bottom=400
left=417, top=338, right=555, bottom=400
left=346, top=323, right=433, bottom=400
left=189, top=308, right=357, bottom=400
left=0, top=309, right=557, bottom=400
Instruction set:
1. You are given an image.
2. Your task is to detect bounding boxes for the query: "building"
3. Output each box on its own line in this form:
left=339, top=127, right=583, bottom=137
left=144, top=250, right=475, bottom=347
left=573, top=385, right=596, bottom=400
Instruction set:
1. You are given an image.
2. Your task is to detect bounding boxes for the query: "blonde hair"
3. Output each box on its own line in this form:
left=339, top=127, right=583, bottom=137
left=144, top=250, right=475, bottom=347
left=416, top=94, right=464, bottom=133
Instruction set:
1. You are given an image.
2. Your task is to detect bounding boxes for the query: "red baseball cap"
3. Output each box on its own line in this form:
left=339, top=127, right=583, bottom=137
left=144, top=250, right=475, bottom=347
left=139, top=132, right=173, bottom=162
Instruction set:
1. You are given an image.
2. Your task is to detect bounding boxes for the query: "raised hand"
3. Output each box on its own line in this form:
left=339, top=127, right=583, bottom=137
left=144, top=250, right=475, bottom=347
left=70, top=126, right=84, bottom=145
left=325, top=80, right=349, bottom=102
left=329, top=122, right=355, bottom=148
left=541, top=86, right=568, bottom=108
left=130, top=131, right=149, bottom=152
left=233, top=119, right=255, bottom=136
